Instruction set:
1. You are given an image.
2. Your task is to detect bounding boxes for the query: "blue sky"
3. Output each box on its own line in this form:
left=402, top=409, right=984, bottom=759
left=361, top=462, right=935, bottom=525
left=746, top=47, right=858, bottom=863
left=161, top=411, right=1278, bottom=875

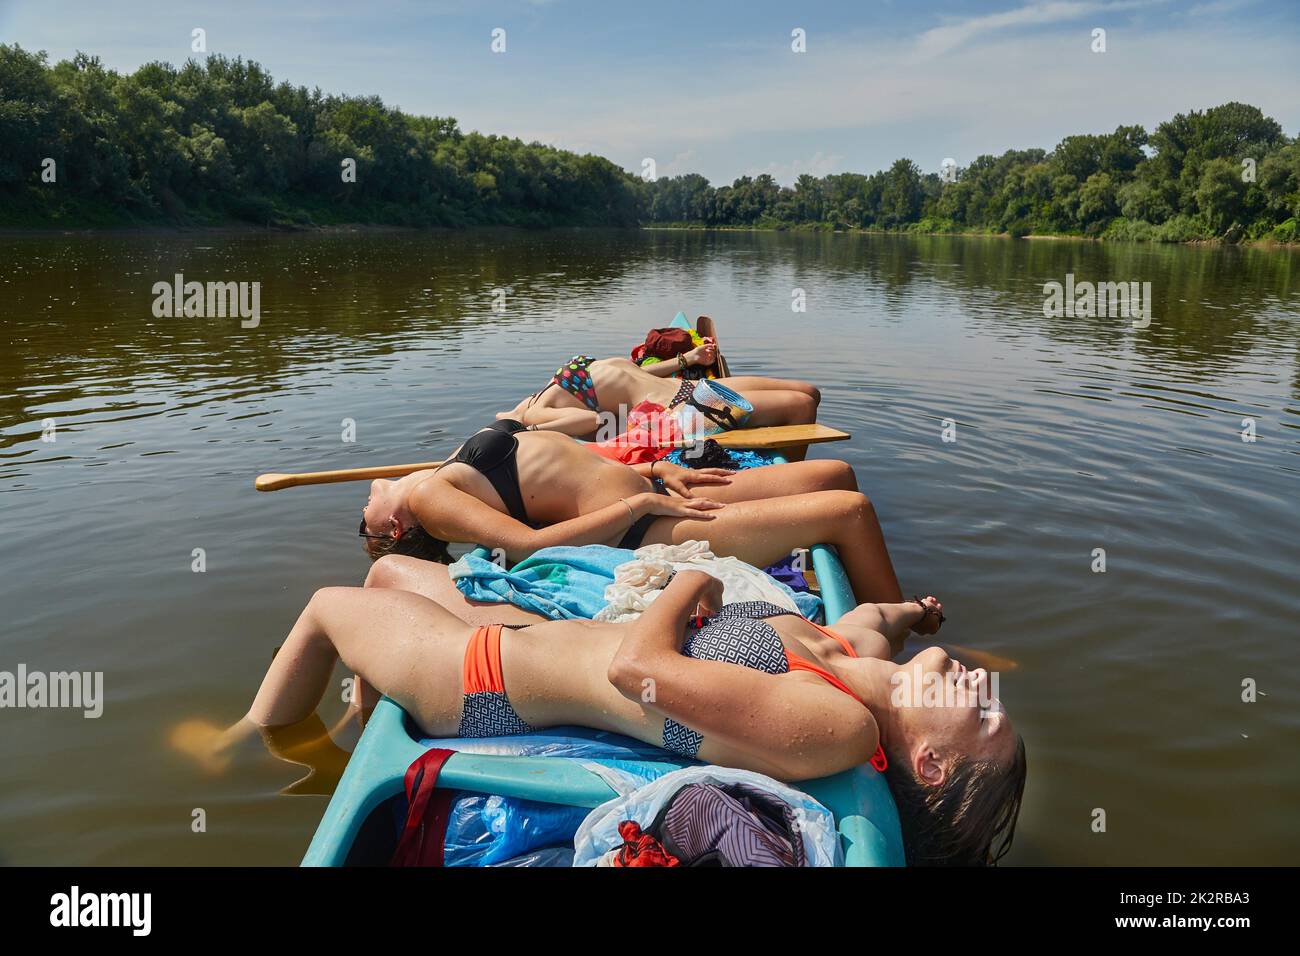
left=3, top=0, right=1297, bottom=184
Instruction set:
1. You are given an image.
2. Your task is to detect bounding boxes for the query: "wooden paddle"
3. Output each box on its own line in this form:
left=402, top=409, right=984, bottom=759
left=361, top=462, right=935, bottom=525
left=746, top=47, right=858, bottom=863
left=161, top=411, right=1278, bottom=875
left=254, top=424, right=851, bottom=492
left=694, top=315, right=731, bottom=378
left=940, top=644, right=1020, bottom=672
left=255, top=460, right=447, bottom=492
left=674, top=423, right=849, bottom=451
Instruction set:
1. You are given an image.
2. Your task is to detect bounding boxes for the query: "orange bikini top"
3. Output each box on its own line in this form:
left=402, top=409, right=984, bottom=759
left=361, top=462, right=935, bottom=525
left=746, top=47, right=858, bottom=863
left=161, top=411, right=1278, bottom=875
left=784, top=620, right=863, bottom=701
left=693, top=602, right=889, bottom=772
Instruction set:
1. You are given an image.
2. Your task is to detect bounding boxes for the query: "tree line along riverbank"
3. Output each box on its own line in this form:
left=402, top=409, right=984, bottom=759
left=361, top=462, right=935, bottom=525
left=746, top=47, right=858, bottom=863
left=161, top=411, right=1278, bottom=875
left=2, top=45, right=1297, bottom=244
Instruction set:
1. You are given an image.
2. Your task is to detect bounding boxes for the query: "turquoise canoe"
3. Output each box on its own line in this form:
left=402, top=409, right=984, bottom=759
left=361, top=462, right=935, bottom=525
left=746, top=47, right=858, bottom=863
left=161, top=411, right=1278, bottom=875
left=304, top=317, right=902, bottom=866
left=302, top=530, right=905, bottom=866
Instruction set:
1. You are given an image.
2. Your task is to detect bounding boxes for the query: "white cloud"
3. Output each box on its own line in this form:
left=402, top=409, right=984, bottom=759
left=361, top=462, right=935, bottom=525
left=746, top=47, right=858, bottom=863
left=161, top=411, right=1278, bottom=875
left=3, top=0, right=1291, bottom=185
left=744, top=151, right=847, bottom=186
left=912, top=0, right=1167, bottom=60
left=492, top=10, right=1296, bottom=182
left=658, top=150, right=702, bottom=178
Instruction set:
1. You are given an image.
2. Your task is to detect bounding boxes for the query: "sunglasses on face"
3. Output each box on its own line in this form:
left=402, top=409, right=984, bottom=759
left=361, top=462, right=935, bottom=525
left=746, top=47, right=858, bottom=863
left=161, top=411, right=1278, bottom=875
left=358, top=517, right=390, bottom=540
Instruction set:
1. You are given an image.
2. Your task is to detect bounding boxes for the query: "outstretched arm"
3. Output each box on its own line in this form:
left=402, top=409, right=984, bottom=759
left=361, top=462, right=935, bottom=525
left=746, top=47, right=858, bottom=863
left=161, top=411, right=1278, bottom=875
left=638, top=340, right=716, bottom=377
left=606, top=571, right=877, bottom=779
left=515, top=404, right=604, bottom=437
left=628, top=459, right=733, bottom=497
left=410, top=480, right=722, bottom=565
left=640, top=359, right=688, bottom=377
left=835, top=601, right=929, bottom=658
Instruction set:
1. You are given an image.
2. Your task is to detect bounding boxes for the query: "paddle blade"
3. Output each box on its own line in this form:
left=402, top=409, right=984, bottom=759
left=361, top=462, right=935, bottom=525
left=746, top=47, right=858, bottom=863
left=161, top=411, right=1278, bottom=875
left=255, top=473, right=295, bottom=492
left=942, top=643, right=1020, bottom=671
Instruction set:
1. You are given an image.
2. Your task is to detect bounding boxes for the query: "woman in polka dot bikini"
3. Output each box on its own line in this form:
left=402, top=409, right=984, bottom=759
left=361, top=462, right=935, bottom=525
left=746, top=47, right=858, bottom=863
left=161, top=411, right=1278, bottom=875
left=497, top=345, right=822, bottom=439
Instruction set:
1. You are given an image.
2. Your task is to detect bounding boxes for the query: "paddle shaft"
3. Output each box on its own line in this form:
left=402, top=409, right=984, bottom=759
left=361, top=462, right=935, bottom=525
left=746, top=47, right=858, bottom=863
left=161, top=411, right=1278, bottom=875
left=254, top=424, right=849, bottom=492
left=255, top=461, right=446, bottom=492
left=255, top=315, right=842, bottom=493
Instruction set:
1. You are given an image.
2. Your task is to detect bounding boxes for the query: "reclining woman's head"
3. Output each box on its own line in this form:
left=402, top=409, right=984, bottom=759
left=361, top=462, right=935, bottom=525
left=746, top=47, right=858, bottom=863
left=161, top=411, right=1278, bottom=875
left=359, top=478, right=450, bottom=563
left=880, top=646, right=1027, bottom=866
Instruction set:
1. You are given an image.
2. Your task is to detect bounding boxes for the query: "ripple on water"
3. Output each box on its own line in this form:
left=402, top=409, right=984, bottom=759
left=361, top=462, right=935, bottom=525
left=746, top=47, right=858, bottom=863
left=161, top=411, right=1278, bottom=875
left=0, top=230, right=1297, bottom=864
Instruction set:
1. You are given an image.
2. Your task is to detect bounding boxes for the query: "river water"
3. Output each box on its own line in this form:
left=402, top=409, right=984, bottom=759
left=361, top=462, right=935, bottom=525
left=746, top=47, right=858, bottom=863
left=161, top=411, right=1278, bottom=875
left=0, top=228, right=1296, bottom=864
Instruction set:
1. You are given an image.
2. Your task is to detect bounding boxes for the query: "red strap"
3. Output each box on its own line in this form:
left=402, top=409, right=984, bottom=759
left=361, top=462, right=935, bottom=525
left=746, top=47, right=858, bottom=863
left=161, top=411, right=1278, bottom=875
left=870, top=745, right=888, bottom=772
left=390, top=748, right=456, bottom=867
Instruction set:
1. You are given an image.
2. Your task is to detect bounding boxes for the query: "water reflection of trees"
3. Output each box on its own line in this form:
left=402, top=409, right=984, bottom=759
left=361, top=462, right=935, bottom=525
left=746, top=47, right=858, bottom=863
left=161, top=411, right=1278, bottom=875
left=4, top=230, right=1298, bottom=448
left=667, top=230, right=1299, bottom=386
left=0, top=230, right=645, bottom=445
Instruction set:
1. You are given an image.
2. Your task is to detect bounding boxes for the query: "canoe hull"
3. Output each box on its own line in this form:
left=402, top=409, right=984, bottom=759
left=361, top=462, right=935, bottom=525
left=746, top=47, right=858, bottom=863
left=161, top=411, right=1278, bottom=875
left=302, top=521, right=904, bottom=866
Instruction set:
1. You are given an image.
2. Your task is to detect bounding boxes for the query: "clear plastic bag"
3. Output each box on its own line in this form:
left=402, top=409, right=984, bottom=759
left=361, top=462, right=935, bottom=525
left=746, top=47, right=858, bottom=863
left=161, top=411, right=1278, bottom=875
left=487, top=846, right=575, bottom=867
left=444, top=794, right=591, bottom=867
left=573, top=765, right=842, bottom=867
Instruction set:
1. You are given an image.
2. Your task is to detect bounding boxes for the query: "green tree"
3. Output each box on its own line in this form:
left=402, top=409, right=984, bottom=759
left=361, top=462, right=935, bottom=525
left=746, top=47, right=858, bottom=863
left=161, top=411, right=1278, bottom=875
left=879, top=158, right=922, bottom=226
left=1196, top=157, right=1245, bottom=234
left=0, top=45, right=1293, bottom=242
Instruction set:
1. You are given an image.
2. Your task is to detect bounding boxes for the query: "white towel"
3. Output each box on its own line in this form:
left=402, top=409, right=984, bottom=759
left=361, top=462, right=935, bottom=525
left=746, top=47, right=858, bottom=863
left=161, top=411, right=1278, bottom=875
left=594, top=539, right=801, bottom=623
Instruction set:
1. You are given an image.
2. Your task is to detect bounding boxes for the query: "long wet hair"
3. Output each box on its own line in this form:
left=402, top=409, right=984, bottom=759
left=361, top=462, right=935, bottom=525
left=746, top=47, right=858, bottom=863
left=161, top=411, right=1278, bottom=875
left=361, top=522, right=453, bottom=564
left=883, top=734, right=1027, bottom=866
left=360, top=456, right=457, bottom=565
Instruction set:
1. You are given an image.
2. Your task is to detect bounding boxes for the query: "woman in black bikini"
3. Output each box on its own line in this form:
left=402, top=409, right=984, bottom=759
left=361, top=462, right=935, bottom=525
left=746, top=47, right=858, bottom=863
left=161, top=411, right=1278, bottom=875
left=175, top=570, right=1025, bottom=865
left=359, top=421, right=938, bottom=619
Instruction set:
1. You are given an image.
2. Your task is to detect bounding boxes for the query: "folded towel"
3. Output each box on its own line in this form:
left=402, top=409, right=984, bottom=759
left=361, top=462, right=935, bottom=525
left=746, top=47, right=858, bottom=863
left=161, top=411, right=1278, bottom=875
left=450, top=541, right=821, bottom=622
left=449, top=545, right=630, bottom=620
left=595, top=541, right=817, bottom=622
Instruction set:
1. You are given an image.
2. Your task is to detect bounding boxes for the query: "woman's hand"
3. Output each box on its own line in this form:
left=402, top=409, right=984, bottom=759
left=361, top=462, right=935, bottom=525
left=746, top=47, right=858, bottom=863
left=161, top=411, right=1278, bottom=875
left=633, top=491, right=725, bottom=520
left=685, top=337, right=717, bottom=367
left=654, top=461, right=734, bottom=498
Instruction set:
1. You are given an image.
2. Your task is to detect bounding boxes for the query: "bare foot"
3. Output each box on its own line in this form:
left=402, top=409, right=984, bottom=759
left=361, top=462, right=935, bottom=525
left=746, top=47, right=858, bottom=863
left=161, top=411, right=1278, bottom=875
left=910, top=595, right=945, bottom=636
left=168, top=718, right=235, bottom=774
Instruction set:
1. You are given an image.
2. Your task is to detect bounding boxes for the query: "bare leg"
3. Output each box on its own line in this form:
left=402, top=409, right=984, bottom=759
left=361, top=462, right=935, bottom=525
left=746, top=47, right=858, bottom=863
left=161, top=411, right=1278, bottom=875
left=170, top=586, right=468, bottom=770
left=344, top=671, right=383, bottom=718
left=740, top=389, right=818, bottom=427
left=640, top=490, right=904, bottom=605
left=364, top=555, right=550, bottom=627
left=698, top=459, right=858, bottom=503
left=241, top=586, right=470, bottom=737
left=717, top=376, right=821, bottom=406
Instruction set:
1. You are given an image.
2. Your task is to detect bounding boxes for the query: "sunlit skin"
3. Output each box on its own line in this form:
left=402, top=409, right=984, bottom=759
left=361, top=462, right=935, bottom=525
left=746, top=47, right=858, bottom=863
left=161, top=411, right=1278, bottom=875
left=173, top=571, right=1014, bottom=785
left=496, top=349, right=822, bottom=438
left=362, top=557, right=1016, bottom=681
left=361, top=431, right=940, bottom=621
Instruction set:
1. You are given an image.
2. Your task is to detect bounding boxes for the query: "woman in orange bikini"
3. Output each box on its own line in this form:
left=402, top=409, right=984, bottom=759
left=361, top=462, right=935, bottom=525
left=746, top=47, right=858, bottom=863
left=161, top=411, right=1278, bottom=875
left=177, top=571, right=1026, bottom=865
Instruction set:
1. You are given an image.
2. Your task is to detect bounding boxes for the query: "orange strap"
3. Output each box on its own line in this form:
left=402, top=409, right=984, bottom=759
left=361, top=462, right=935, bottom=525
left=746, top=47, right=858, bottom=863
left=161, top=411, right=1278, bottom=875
left=462, top=624, right=507, bottom=694
left=784, top=649, right=886, bottom=771
left=788, top=619, right=886, bottom=769
left=806, top=620, right=858, bottom=658
left=784, top=651, right=865, bottom=704
left=779, top=615, right=861, bottom=699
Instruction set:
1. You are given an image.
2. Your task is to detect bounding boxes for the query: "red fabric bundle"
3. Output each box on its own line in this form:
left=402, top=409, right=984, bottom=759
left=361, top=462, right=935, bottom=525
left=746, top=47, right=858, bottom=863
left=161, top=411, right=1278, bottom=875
left=633, top=327, right=696, bottom=364
left=611, top=820, right=681, bottom=867
left=584, top=401, right=681, bottom=465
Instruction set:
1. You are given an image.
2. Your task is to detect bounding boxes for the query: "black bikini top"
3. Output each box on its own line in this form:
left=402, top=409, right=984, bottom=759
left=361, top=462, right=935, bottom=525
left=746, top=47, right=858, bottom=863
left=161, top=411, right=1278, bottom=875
left=450, top=420, right=532, bottom=525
